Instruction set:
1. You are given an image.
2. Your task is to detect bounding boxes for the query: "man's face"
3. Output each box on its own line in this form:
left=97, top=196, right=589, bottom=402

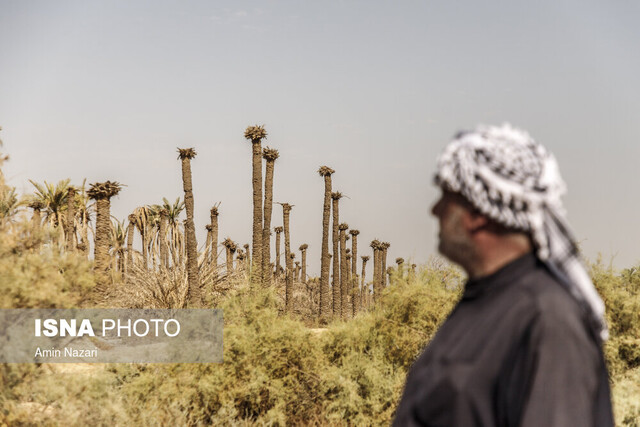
left=431, top=190, right=477, bottom=266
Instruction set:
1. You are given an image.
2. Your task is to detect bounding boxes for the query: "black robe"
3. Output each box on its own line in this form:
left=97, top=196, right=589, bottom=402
left=393, top=253, right=613, bottom=427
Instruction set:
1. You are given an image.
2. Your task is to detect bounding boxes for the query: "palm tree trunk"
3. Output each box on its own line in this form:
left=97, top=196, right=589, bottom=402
left=318, top=167, right=334, bottom=323
left=371, top=241, right=381, bottom=304
left=159, top=209, right=169, bottom=269
left=94, top=198, right=111, bottom=290
left=350, top=230, right=359, bottom=316
left=210, top=208, right=219, bottom=265
left=300, top=244, right=308, bottom=284
left=360, top=256, right=369, bottom=311
left=204, top=225, right=212, bottom=263
left=339, top=224, right=348, bottom=319
left=126, top=214, right=135, bottom=274
left=282, top=204, right=293, bottom=313
left=65, top=187, right=76, bottom=251
left=262, top=149, right=278, bottom=287
left=251, top=140, right=263, bottom=284
left=274, top=228, right=282, bottom=280
left=381, top=242, right=390, bottom=287
left=225, top=244, right=233, bottom=275
left=80, top=209, right=89, bottom=257
left=178, top=149, right=202, bottom=307
left=331, top=194, right=341, bottom=317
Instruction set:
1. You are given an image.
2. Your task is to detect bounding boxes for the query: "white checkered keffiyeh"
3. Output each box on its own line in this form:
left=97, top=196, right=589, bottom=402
left=434, top=123, right=608, bottom=340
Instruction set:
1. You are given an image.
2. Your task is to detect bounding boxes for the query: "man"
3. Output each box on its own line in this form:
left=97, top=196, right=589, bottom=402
left=393, top=124, right=613, bottom=426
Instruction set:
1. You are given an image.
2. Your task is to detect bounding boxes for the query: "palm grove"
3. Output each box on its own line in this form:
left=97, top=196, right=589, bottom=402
left=0, top=125, right=396, bottom=319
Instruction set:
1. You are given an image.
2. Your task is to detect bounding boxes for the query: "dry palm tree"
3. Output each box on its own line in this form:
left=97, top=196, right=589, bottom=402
left=349, top=229, right=360, bottom=315
left=339, top=223, right=349, bottom=319
left=370, top=240, right=381, bottom=303
left=65, top=186, right=76, bottom=251
left=87, top=181, right=122, bottom=290
left=381, top=242, right=390, bottom=287
left=395, top=257, right=404, bottom=280
left=75, top=180, right=92, bottom=257
left=299, top=243, right=308, bottom=284
left=281, top=203, right=293, bottom=312
left=244, top=125, right=267, bottom=283
left=29, top=179, right=70, bottom=228
left=222, top=238, right=236, bottom=275
left=126, top=213, right=136, bottom=274
left=410, top=263, right=417, bottom=281
left=28, top=200, right=44, bottom=229
left=317, top=166, right=334, bottom=322
left=274, top=226, right=283, bottom=279
left=262, top=147, right=279, bottom=286
left=295, top=261, right=300, bottom=282
left=204, top=224, right=213, bottom=263
left=109, top=218, right=127, bottom=276
left=243, top=243, right=250, bottom=270
left=331, top=191, right=343, bottom=317
left=210, top=205, right=219, bottom=264
left=158, top=208, right=169, bottom=269
left=177, top=147, right=201, bottom=307
left=360, top=255, right=370, bottom=311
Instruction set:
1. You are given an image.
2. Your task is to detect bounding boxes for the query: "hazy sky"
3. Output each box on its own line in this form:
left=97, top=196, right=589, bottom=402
left=1, top=0, right=639, bottom=275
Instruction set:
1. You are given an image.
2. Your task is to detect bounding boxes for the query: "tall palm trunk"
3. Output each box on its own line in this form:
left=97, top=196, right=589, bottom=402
left=159, top=209, right=169, bottom=269
left=381, top=242, right=390, bottom=287
left=299, top=243, right=308, bottom=284
left=244, top=125, right=267, bottom=284
left=274, top=226, right=283, bottom=279
left=331, top=192, right=343, bottom=317
left=177, top=148, right=201, bottom=307
left=370, top=240, right=381, bottom=304
left=282, top=203, right=293, bottom=312
left=360, top=255, right=369, bottom=311
left=262, top=147, right=279, bottom=286
left=204, top=224, right=212, bottom=263
left=65, top=187, right=76, bottom=251
left=210, top=207, right=219, bottom=264
left=87, top=181, right=122, bottom=291
left=339, top=223, right=349, bottom=319
left=349, top=230, right=359, bottom=316
left=126, top=214, right=135, bottom=275
left=318, top=166, right=334, bottom=322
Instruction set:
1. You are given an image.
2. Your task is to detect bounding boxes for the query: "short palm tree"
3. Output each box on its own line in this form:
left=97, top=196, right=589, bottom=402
left=222, top=238, right=237, bottom=275
left=29, top=179, right=70, bottom=228
left=177, top=147, right=201, bottom=307
left=317, top=166, right=334, bottom=322
left=381, top=242, right=390, bottom=287
left=244, top=125, right=268, bottom=284
left=299, top=243, right=308, bottom=284
left=87, top=181, right=122, bottom=290
left=262, top=147, right=279, bottom=286
left=274, top=226, right=283, bottom=279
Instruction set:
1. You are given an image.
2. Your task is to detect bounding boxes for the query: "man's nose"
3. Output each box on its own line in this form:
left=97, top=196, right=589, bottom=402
left=431, top=198, right=443, bottom=217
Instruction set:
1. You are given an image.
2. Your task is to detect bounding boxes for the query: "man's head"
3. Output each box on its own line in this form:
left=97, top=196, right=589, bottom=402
left=432, top=123, right=607, bottom=338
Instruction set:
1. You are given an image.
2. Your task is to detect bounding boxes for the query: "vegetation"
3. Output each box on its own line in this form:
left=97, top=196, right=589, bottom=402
left=1, top=127, right=638, bottom=425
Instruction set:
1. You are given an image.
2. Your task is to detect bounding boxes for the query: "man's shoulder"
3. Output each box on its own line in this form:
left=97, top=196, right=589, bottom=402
left=511, top=263, right=596, bottom=343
